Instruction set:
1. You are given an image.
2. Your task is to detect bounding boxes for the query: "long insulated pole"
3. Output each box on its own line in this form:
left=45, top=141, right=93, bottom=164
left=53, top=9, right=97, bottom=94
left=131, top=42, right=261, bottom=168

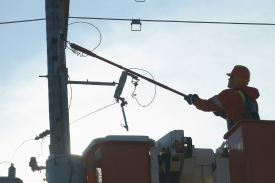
left=70, top=43, right=187, bottom=97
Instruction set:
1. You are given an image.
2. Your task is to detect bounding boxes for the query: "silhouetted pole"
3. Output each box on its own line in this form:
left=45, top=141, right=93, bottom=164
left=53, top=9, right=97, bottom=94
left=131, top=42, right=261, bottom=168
left=45, top=0, right=70, bottom=155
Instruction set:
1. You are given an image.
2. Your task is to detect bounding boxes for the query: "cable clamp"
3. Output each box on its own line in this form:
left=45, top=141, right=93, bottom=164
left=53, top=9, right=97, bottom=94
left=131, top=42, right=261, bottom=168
left=131, top=19, right=142, bottom=31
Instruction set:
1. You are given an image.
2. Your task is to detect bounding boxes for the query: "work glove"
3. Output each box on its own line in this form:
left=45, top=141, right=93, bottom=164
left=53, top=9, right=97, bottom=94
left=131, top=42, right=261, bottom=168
left=213, top=110, right=226, bottom=119
left=184, top=94, right=199, bottom=105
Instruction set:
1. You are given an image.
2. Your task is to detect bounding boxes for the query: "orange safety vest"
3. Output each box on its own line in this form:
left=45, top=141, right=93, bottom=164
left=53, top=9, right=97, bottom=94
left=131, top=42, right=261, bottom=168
left=213, top=89, right=260, bottom=129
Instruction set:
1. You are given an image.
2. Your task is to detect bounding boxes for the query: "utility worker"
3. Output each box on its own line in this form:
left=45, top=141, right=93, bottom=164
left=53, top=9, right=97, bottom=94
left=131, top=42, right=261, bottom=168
left=184, top=65, right=260, bottom=130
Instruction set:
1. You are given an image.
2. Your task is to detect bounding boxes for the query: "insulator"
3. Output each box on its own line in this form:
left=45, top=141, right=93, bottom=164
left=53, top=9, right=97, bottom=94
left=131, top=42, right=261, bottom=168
left=35, top=129, right=50, bottom=140
left=8, top=163, right=16, bottom=178
left=29, top=157, right=38, bottom=172
left=49, top=143, right=58, bottom=155
left=114, top=71, right=128, bottom=99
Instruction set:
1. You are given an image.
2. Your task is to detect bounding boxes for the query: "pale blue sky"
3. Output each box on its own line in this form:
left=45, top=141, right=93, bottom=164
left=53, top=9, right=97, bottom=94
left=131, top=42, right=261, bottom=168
left=0, top=0, right=275, bottom=182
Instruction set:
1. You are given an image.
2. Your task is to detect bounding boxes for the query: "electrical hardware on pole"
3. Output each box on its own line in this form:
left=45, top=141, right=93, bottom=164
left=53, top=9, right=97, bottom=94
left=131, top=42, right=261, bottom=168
left=35, top=130, right=50, bottom=140
left=113, top=71, right=139, bottom=131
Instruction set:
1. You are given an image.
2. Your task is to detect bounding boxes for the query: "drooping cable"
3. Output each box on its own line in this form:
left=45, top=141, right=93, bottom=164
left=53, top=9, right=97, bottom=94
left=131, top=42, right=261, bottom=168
left=11, top=139, right=35, bottom=163
left=36, top=136, right=49, bottom=159
left=129, top=68, right=156, bottom=107
left=70, top=102, right=117, bottom=125
left=68, top=76, right=72, bottom=110
left=0, top=161, right=11, bottom=165
left=52, top=75, right=73, bottom=136
left=67, top=22, right=102, bottom=52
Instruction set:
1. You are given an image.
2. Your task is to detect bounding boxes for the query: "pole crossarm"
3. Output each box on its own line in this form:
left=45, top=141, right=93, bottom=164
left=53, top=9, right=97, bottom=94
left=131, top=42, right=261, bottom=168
left=69, top=43, right=187, bottom=97
left=68, top=80, right=117, bottom=86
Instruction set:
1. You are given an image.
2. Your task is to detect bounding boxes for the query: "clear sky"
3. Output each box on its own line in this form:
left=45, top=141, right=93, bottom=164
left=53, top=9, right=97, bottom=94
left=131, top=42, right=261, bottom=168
left=0, top=0, right=274, bottom=182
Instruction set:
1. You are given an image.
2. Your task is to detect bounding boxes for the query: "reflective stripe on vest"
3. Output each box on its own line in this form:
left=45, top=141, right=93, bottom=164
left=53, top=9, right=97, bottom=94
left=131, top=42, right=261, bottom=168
left=235, top=90, right=249, bottom=118
left=212, top=96, right=224, bottom=110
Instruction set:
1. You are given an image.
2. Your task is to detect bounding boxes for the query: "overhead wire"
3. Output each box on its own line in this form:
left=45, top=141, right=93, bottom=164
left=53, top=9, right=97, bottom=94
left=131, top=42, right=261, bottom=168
left=129, top=68, right=156, bottom=107
left=0, top=18, right=45, bottom=25
left=1, top=17, right=275, bottom=26
left=11, top=139, right=35, bottom=163
left=69, top=17, right=275, bottom=26
left=69, top=102, right=118, bottom=125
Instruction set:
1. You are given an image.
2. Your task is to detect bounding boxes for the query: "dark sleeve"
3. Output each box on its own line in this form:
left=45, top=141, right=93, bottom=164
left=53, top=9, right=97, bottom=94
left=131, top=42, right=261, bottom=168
left=194, top=89, right=239, bottom=112
left=193, top=97, right=220, bottom=112
left=216, top=89, right=240, bottom=109
left=213, top=110, right=227, bottom=119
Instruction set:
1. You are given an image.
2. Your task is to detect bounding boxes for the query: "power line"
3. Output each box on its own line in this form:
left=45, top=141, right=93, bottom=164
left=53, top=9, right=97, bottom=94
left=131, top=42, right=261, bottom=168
left=1, top=17, right=275, bottom=26
left=0, top=18, right=45, bottom=25
left=69, top=17, right=275, bottom=26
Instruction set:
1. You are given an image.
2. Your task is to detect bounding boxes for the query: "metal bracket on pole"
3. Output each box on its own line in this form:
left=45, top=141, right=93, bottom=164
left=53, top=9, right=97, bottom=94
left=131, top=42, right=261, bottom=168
left=131, top=19, right=142, bottom=31
left=67, top=80, right=117, bottom=86
left=39, top=75, right=48, bottom=78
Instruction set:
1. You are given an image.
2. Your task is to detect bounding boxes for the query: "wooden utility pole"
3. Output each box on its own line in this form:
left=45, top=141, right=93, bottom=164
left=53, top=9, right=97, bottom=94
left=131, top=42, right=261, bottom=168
left=45, top=0, right=70, bottom=154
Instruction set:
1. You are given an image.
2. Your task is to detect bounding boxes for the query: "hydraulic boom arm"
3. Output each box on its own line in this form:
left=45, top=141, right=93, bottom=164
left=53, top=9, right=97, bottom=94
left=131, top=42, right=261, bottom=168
left=69, top=43, right=187, bottom=97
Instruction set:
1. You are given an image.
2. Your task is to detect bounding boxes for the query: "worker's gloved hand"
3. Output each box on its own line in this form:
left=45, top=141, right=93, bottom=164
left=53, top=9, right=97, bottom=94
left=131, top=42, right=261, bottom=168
left=213, top=110, right=226, bottom=119
left=184, top=94, right=199, bottom=105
